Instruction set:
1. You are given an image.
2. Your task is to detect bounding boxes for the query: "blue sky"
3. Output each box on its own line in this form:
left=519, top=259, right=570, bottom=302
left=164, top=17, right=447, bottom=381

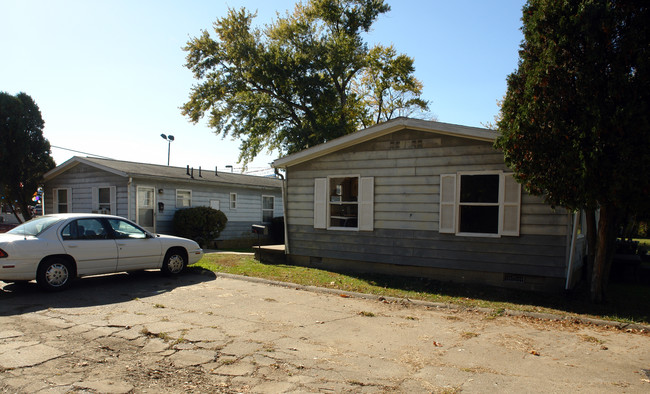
left=1, top=0, right=525, bottom=173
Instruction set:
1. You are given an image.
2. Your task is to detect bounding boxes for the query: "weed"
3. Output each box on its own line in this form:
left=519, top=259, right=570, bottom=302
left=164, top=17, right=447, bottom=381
left=579, top=335, right=604, bottom=344
left=358, top=311, right=376, bottom=317
left=190, top=254, right=650, bottom=325
left=154, top=304, right=165, bottom=309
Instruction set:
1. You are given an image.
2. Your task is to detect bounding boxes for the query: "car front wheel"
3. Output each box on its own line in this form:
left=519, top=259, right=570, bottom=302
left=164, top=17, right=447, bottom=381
left=37, top=258, right=74, bottom=291
left=161, top=249, right=187, bottom=276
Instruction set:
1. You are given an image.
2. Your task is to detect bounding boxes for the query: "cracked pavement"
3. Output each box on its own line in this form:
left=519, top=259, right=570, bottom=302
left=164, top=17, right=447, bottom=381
left=1, top=269, right=649, bottom=393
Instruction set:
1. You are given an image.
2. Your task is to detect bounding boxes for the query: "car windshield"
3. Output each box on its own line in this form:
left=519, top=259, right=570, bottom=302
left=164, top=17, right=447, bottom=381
left=7, top=216, right=62, bottom=236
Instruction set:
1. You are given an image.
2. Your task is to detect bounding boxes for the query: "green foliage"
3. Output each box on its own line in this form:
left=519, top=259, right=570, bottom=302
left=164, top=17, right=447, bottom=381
left=496, top=1, right=650, bottom=213
left=182, top=0, right=427, bottom=165
left=173, top=206, right=228, bottom=248
left=495, top=1, right=650, bottom=302
left=0, top=92, right=55, bottom=222
left=192, top=253, right=650, bottom=324
left=354, top=45, right=430, bottom=127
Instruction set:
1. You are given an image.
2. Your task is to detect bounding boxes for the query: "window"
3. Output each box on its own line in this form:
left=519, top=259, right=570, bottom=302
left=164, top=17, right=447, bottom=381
left=262, top=196, right=275, bottom=222
left=329, top=177, right=358, bottom=228
left=53, top=188, right=71, bottom=213
left=210, top=200, right=220, bottom=211
left=107, top=218, right=147, bottom=239
left=439, top=172, right=520, bottom=237
left=314, top=176, right=374, bottom=231
left=459, top=174, right=499, bottom=234
left=230, top=193, right=237, bottom=209
left=176, top=189, right=192, bottom=208
left=61, top=218, right=109, bottom=240
left=92, top=186, right=116, bottom=214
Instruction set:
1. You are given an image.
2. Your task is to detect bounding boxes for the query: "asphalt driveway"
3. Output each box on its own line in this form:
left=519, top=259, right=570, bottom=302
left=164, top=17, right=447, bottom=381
left=1, top=270, right=649, bottom=393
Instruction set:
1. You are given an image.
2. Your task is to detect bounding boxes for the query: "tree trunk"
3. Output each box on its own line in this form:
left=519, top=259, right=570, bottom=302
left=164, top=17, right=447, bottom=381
left=585, top=209, right=597, bottom=287
left=590, top=205, right=618, bottom=303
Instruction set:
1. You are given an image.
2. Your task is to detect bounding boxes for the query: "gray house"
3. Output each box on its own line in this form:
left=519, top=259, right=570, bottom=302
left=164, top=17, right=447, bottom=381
left=43, top=157, right=283, bottom=246
left=272, top=118, right=586, bottom=291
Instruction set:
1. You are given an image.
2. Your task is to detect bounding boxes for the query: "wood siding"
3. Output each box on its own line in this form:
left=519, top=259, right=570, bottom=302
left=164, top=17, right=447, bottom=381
left=284, top=129, right=570, bottom=279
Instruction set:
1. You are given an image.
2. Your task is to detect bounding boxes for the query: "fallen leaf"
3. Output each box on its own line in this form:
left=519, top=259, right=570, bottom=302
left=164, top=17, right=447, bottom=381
left=433, top=341, right=443, bottom=347
left=340, top=294, right=350, bottom=298
left=529, top=350, right=540, bottom=356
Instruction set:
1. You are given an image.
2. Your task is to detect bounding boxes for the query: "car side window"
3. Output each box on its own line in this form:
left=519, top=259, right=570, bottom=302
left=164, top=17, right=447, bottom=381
left=61, top=219, right=109, bottom=240
left=107, top=219, right=147, bottom=239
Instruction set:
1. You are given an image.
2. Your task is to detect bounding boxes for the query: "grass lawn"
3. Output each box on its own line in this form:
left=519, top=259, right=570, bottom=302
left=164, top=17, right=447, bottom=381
left=191, top=253, right=650, bottom=326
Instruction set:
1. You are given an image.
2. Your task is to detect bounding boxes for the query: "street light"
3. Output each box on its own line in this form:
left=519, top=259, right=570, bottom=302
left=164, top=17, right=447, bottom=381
left=160, top=134, right=175, bottom=166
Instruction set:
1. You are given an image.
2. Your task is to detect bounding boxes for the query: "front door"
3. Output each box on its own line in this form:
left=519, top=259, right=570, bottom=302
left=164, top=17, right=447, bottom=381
left=137, top=186, right=155, bottom=232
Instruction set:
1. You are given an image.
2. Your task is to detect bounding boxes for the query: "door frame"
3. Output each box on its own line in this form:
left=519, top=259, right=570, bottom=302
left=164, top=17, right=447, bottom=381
left=136, top=186, right=156, bottom=233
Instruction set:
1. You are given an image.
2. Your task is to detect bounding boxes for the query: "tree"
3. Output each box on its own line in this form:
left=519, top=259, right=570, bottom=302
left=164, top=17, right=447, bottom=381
left=495, top=0, right=650, bottom=302
left=354, top=45, right=430, bottom=128
left=182, top=0, right=428, bottom=165
left=0, top=92, right=55, bottom=222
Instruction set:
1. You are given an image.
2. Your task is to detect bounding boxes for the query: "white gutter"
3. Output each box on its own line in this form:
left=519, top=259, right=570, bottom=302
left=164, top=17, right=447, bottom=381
left=565, top=212, right=579, bottom=290
left=127, top=177, right=133, bottom=221
left=275, top=169, right=290, bottom=254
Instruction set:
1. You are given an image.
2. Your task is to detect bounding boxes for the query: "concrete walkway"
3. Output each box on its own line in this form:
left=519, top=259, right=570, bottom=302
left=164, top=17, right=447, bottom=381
left=1, top=271, right=649, bottom=393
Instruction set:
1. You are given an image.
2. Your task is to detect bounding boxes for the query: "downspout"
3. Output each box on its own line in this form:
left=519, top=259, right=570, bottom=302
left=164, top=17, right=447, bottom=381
left=275, top=168, right=290, bottom=255
left=127, top=177, right=133, bottom=220
left=565, top=211, right=579, bottom=290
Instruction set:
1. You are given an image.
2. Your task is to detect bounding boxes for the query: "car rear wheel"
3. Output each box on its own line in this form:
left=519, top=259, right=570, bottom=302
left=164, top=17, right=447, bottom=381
left=37, top=258, right=74, bottom=291
left=161, top=249, right=187, bottom=276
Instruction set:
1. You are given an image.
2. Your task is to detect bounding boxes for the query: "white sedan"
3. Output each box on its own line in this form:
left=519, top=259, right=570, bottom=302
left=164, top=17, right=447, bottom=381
left=0, top=213, right=203, bottom=291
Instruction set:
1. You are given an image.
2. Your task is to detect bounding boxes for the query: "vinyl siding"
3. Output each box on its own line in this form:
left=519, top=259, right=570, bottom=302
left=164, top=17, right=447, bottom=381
left=284, top=129, right=569, bottom=279
left=43, top=165, right=128, bottom=216
left=44, top=163, right=283, bottom=241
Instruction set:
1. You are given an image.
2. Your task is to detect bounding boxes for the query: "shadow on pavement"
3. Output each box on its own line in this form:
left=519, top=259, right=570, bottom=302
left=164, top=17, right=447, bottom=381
left=0, top=267, right=217, bottom=317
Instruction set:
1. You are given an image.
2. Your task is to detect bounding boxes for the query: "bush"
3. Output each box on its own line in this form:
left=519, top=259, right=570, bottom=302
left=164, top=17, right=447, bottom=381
left=173, top=207, right=227, bottom=248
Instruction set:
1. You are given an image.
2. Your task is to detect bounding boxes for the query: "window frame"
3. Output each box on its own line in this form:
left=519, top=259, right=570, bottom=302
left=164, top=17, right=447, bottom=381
left=92, top=186, right=116, bottom=214
left=439, top=171, right=521, bottom=238
left=230, top=193, right=237, bottom=209
left=326, top=175, right=360, bottom=231
left=262, top=195, right=275, bottom=223
left=52, top=188, right=72, bottom=213
left=457, top=172, right=501, bottom=237
left=313, top=175, right=374, bottom=232
left=176, top=189, right=192, bottom=208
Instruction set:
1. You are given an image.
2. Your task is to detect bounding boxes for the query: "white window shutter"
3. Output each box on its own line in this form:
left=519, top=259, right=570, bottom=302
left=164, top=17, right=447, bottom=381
left=439, top=174, right=456, bottom=233
left=92, top=187, right=99, bottom=212
left=359, top=177, right=374, bottom=231
left=501, top=173, right=521, bottom=236
left=110, top=186, right=117, bottom=215
left=314, top=178, right=327, bottom=229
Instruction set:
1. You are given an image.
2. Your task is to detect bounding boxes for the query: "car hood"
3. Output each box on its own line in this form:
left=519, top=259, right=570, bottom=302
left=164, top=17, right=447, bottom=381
left=154, top=234, right=200, bottom=246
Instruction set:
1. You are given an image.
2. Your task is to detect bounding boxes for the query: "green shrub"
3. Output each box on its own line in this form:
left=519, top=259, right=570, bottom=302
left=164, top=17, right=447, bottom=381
left=173, top=207, right=227, bottom=248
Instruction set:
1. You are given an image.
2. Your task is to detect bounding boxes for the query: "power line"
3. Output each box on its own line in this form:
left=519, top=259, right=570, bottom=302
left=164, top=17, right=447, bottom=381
left=50, top=145, right=113, bottom=160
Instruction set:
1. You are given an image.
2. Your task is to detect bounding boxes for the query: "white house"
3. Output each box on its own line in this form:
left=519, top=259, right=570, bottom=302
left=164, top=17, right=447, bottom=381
left=43, top=157, right=283, bottom=246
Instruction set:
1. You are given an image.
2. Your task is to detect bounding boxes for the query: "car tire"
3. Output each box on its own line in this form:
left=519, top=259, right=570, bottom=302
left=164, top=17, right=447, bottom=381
left=161, top=249, right=187, bottom=276
left=37, top=257, right=74, bottom=291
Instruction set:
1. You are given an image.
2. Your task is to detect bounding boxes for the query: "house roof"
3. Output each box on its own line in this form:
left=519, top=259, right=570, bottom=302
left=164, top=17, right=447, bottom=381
left=44, top=156, right=282, bottom=189
left=272, top=117, right=498, bottom=168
